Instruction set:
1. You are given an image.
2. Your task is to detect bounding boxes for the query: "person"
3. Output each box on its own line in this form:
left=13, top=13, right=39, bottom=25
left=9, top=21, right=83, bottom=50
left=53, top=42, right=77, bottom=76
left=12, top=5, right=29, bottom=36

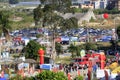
left=115, top=72, right=120, bottom=80
left=115, top=52, right=119, bottom=62
left=93, top=63, right=97, bottom=73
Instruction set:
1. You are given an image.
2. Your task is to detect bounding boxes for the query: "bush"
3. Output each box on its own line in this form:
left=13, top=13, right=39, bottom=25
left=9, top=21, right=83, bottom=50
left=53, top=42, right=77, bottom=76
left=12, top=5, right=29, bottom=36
left=74, top=75, right=84, bottom=80
left=35, top=70, right=67, bottom=80
left=84, top=42, right=98, bottom=50
left=9, top=74, right=23, bottom=80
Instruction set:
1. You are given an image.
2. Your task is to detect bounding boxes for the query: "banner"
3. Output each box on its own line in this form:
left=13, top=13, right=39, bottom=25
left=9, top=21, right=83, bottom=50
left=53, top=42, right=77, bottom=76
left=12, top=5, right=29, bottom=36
left=80, top=49, right=85, bottom=57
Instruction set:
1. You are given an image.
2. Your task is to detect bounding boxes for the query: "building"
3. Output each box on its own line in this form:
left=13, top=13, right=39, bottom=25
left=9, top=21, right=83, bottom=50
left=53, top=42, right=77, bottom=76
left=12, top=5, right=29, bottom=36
left=106, top=0, right=120, bottom=10
left=71, top=0, right=84, bottom=5
left=115, top=0, right=120, bottom=10
left=100, top=0, right=107, bottom=9
left=58, top=9, right=96, bottom=26
left=81, top=4, right=94, bottom=9
left=71, top=0, right=108, bottom=9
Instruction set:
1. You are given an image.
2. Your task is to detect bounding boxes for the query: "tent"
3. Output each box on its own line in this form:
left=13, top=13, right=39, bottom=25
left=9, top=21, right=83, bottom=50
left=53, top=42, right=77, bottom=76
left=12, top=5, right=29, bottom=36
left=0, top=78, right=6, bottom=80
left=21, top=37, right=30, bottom=45
left=60, top=36, right=69, bottom=41
left=112, top=66, right=120, bottom=74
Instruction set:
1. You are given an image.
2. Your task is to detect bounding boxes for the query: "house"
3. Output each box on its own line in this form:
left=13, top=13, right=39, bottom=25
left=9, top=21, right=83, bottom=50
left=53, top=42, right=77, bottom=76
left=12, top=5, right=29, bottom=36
left=59, top=9, right=96, bottom=26
left=71, top=0, right=108, bottom=9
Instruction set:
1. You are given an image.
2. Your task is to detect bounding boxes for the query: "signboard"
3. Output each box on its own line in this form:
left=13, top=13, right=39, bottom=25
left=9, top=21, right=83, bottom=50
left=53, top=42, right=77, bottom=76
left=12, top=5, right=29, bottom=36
left=18, top=63, right=24, bottom=70
left=60, top=36, right=69, bottom=41
left=40, top=64, right=52, bottom=70
left=18, top=63, right=29, bottom=70
left=2, top=52, right=9, bottom=58
left=80, top=50, right=85, bottom=57
left=96, top=69, right=110, bottom=79
left=70, top=37, right=78, bottom=42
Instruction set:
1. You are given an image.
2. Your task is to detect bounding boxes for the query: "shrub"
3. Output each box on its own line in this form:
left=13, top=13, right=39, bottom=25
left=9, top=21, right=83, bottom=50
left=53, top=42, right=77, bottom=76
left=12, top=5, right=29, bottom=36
left=74, top=75, right=84, bottom=80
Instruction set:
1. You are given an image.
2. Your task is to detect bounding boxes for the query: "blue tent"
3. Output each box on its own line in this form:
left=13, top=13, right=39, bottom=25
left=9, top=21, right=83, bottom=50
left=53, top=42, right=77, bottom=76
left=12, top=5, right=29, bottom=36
left=101, top=36, right=112, bottom=42
left=60, top=36, right=69, bottom=41
left=0, top=78, right=6, bottom=80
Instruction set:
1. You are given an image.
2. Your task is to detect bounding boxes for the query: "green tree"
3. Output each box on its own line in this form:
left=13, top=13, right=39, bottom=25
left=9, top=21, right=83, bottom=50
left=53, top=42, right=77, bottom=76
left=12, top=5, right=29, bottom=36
left=10, top=74, right=33, bottom=80
left=60, top=17, right=78, bottom=31
left=33, top=0, right=75, bottom=61
left=40, top=0, right=47, bottom=4
left=74, top=75, right=84, bottom=80
left=43, top=12, right=63, bottom=60
left=55, top=42, right=63, bottom=57
left=83, top=42, right=98, bottom=51
left=76, top=45, right=85, bottom=57
left=0, top=10, right=11, bottom=41
left=117, top=25, right=120, bottom=39
left=110, top=39, right=118, bottom=51
left=68, top=44, right=76, bottom=58
left=90, top=17, right=95, bottom=22
left=24, top=40, right=46, bottom=60
left=33, top=5, right=44, bottom=26
left=35, top=70, right=67, bottom=80
left=67, top=44, right=85, bottom=57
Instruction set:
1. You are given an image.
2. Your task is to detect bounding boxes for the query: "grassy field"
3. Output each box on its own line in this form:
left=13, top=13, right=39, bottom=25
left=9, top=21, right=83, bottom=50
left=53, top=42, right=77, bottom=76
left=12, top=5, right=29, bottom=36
left=55, top=57, right=71, bottom=64
left=9, top=11, right=34, bottom=30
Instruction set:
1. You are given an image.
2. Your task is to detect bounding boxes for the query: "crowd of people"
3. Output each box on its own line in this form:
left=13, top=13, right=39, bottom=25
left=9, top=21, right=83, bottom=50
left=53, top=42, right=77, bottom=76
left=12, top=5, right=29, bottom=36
left=57, top=52, right=120, bottom=80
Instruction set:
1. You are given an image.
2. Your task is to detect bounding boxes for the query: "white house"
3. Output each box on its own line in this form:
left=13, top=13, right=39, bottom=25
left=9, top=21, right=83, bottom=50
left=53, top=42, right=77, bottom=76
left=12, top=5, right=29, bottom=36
left=59, top=9, right=96, bottom=26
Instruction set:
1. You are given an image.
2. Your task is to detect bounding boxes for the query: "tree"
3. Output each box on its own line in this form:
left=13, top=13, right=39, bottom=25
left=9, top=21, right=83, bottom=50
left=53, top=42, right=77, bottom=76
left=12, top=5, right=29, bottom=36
left=117, top=25, right=120, bottom=39
left=74, top=75, right=84, bottom=80
left=24, top=40, right=46, bottom=60
left=9, top=0, right=19, bottom=4
left=55, top=42, right=63, bottom=57
left=83, top=42, right=98, bottom=51
left=60, top=17, right=78, bottom=31
left=0, top=10, right=11, bottom=41
left=40, top=0, right=47, bottom=4
left=33, top=0, right=77, bottom=60
left=110, top=39, right=118, bottom=51
left=90, top=17, right=95, bottom=22
left=76, top=45, right=84, bottom=57
left=35, top=70, right=67, bottom=80
left=68, top=44, right=76, bottom=58
left=33, top=5, right=44, bottom=26
left=10, top=74, right=32, bottom=80
left=57, top=0, right=72, bottom=13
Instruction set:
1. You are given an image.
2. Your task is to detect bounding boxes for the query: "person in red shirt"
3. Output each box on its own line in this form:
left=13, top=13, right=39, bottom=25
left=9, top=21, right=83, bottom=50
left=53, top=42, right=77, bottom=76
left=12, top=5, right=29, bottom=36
left=115, top=52, right=119, bottom=62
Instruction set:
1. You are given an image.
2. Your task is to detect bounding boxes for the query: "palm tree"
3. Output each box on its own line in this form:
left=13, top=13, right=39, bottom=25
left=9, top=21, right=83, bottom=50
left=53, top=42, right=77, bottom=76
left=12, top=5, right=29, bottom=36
left=55, top=42, right=63, bottom=57
left=76, top=45, right=81, bottom=57
left=68, top=44, right=76, bottom=58
left=0, top=10, right=11, bottom=41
